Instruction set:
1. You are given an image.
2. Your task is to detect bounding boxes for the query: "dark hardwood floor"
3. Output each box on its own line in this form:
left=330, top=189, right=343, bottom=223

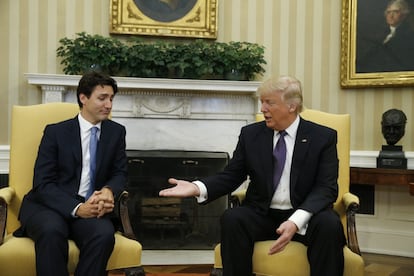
left=109, top=253, right=414, bottom=275
left=363, top=253, right=414, bottom=276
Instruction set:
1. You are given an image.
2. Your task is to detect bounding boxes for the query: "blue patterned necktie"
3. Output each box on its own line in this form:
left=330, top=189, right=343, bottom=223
left=86, top=127, right=98, bottom=199
left=273, top=130, right=287, bottom=190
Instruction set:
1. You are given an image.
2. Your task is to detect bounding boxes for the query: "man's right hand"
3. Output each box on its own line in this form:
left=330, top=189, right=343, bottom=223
left=159, top=178, right=200, bottom=197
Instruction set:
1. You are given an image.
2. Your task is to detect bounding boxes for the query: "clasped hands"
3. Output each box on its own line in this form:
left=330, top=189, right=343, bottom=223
left=76, top=187, right=114, bottom=218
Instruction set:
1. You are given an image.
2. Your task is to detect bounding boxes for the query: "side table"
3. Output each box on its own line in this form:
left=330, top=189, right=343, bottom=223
left=350, top=167, right=414, bottom=196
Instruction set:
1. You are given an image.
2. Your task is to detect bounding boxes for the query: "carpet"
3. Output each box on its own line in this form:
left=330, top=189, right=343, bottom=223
left=109, top=264, right=212, bottom=275
left=144, top=264, right=211, bottom=275
left=110, top=272, right=209, bottom=276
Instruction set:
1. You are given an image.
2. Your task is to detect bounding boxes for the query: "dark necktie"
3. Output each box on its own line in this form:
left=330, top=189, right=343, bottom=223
left=86, top=126, right=98, bottom=199
left=273, top=130, right=287, bottom=190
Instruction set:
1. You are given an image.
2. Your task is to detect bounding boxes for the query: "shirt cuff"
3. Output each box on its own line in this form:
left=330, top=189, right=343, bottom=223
left=71, top=203, right=83, bottom=218
left=288, top=209, right=312, bottom=235
left=193, top=180, right=208, bottom=203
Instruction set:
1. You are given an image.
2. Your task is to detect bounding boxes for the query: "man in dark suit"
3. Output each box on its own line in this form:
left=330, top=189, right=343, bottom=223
left=14, top=72, right=128, bottom=276
left=160, top=76, right=345, bottom=276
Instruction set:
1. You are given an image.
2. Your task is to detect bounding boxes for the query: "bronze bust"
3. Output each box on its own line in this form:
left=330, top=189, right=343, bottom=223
left=377, top=108, right=407, bottom=169
left=381, top=108, right=407, bottom=145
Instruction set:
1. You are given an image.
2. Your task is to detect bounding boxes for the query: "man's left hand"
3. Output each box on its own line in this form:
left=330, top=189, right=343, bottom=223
left=268, top=220, right=298, bottom=255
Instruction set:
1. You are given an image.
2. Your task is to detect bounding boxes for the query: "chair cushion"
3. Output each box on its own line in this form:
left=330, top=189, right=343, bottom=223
left=214, top=241, right=364, bottom=276
left=252, top=241, right=310, bottom=276
left=0, top=232, right=142, bottom=276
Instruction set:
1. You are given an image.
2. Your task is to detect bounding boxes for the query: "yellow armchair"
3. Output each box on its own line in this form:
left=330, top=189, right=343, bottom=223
left=0, top=103, right=145, bottom=276
left=211, top=109, right=364, bottom=276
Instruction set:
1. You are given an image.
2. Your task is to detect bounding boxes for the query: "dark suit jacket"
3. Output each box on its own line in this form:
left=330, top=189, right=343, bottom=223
left=17, top=116, right=127, bottom=228
left=201, top=117, right=338, bottom=216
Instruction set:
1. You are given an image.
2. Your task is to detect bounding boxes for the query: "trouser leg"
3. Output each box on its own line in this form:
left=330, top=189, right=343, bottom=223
left=304, top=209, right=346, bottom=276
left=220, top=206, right=281, bottom=276
left=25, top=209, right=70, bottom=276
left=70, top=217, right=115, bottom=276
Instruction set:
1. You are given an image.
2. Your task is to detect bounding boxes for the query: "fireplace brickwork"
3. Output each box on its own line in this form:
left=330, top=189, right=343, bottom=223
left=126, top=150, right=229, bottom=249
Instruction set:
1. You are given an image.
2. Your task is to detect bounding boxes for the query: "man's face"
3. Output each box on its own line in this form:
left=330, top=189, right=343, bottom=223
left=382, top=113, right=406, bottom=145
left=260, top=92, right=293, bottom=131
left=80, top=85, right=114, bottom=124
left=385, top=4, right=406, bottom=27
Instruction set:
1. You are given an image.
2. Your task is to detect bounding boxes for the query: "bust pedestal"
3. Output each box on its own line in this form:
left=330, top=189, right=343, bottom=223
left=377, top=145, right=407, bottom=169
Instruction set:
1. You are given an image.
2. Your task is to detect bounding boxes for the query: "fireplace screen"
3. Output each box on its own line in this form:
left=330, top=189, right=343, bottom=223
left=126, top=150, right=229, bottom=250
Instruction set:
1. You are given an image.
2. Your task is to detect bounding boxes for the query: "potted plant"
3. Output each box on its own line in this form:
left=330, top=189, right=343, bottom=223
left=57, top=32, right=266, bottom=81
left=221, top=41, right=266, bottom=80
left=192, top=40, right=226, bottom=79
left=56, top=32, right=128, bottom=76
left=165, top=42, right=197, bottom=79
left=166, top=40, right=226, bottom=80
left=127, top=40, right=170, bottom=78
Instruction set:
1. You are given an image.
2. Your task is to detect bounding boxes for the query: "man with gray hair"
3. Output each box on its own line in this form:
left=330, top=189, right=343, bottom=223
left=160, top=76, right=345, bottom=276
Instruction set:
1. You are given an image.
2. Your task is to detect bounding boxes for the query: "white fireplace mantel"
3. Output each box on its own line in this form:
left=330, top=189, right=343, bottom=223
left=25, top=73, right=262, bottom=155
left=25, top=73, right=261, bottom=100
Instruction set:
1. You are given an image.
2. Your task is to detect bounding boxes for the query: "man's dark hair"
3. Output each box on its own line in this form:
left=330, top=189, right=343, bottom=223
left=76, top=72, right=118, bottom=108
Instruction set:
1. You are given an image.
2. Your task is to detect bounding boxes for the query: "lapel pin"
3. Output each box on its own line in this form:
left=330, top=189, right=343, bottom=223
left=301, top=139, right=307, bottom=143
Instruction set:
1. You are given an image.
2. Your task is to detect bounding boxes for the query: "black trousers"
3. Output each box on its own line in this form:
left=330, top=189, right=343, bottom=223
left=24, top=209, right=115, bottom=276
left=220, top=206, right=346, bottom=276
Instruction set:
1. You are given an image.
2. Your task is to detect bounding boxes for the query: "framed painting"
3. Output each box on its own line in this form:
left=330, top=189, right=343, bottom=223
left=110, top=0, right=218, bottom=39
left=341, top=0, right=414, bottom=88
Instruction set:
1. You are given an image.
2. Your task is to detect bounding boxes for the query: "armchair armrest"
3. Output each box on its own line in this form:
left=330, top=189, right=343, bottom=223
left=342, top=192, right=361, bottom=255
left=0, top=187, right=16, bottom=245
left=114, top=191, right=136, bottom=240
left=0, top=187, right=15, bottom=205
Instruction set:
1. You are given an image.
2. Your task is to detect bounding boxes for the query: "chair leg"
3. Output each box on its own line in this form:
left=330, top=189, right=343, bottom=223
left=210, top=268, right=223, bottom=276
left=125, top=266, right=146, bottom=276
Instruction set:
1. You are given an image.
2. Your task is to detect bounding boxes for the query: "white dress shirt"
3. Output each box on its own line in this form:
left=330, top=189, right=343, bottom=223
left=71, top=114, right=101, bottom=216
left=78, top=114, right=101, bottom=197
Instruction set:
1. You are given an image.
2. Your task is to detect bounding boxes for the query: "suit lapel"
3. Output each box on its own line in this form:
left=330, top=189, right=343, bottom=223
left=66, top=117, right=82, bottom=163
left=258, top=125, right=275, bottom=193
left=62, top=118, right=82, bottom=192
left=96, top=120, right=110, bottom=172
left=290, top=118, right=311, bottom=189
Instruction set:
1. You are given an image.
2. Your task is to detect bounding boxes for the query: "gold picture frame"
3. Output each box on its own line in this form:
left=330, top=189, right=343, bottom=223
left=341, top=0, right=414, bottom=88
left=110, top=0, right=218, bottom=39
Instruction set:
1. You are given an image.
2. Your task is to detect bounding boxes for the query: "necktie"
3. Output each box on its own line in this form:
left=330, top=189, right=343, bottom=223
left=273, top=130, right=287, bottom=190
left=86, top=126, right=98, bottom=199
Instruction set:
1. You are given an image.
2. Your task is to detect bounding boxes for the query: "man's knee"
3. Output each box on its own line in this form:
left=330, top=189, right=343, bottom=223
left=220, top=207, right=245, bottom=229
left=308, top=209, right=344, bottom=241
left=89, top=220, right=115, bottom=246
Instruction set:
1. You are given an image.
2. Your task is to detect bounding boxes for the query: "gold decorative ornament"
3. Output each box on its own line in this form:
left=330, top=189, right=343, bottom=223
left=110, top=0, right=218, bottom=39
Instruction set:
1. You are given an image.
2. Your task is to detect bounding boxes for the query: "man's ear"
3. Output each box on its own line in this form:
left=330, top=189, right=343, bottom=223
left=79, top=93, right=87, bottom=105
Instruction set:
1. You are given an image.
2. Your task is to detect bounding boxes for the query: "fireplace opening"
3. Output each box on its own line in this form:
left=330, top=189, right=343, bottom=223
left=126, top=150, right=230, bottom=250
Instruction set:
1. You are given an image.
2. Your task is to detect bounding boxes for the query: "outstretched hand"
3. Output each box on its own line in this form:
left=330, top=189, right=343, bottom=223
left=159, top=178, right=200, bottom=198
